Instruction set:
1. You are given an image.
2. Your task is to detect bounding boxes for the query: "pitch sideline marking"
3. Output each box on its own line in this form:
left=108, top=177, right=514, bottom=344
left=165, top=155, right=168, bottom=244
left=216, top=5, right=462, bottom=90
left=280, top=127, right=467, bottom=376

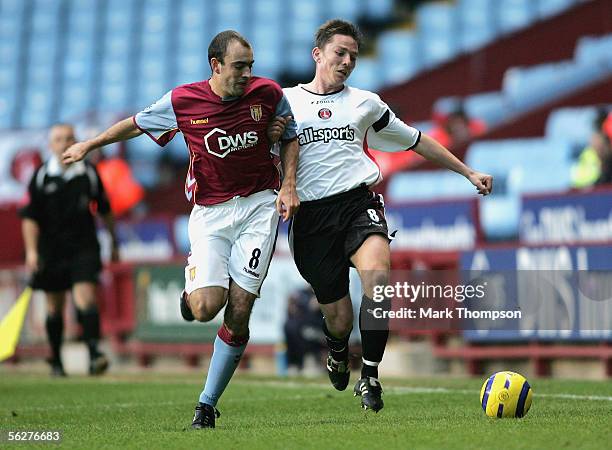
left=247, top=380, right=612, bottom=402
left=2, top=380, right=611, bottom=412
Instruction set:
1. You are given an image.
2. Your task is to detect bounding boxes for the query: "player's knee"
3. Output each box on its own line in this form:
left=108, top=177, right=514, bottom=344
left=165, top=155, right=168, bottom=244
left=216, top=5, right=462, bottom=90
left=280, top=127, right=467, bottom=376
left=189, top=296, right=217, bottom=323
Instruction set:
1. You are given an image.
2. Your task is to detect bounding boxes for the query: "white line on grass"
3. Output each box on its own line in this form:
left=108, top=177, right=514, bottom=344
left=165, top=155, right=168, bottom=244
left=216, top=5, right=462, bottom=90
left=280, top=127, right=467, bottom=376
left=3, top=380, right=611, bottom=413
left=246, top=380, right=612, bottom=402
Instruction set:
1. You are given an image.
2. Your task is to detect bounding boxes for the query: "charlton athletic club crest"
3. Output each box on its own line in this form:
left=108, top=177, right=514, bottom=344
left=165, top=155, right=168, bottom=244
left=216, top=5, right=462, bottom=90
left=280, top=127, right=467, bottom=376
left=250, top=104, right=263, bottom=122
left=318, top=108, right=332, bottom=120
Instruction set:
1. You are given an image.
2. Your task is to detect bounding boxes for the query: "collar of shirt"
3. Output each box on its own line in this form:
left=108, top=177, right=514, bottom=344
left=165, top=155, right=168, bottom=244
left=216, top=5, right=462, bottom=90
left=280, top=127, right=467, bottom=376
left=47, top=155, right=87, bottom=180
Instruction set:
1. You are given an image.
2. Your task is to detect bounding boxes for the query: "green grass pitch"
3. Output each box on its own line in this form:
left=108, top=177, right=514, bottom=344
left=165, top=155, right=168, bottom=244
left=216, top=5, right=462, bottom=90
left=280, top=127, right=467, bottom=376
left=1, top=372, right=610, bottom=449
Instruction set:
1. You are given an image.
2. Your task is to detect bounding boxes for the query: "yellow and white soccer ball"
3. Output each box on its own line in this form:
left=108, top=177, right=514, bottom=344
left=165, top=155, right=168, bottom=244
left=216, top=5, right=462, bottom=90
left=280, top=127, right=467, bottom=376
left=480, top=371, right=533, bottom=418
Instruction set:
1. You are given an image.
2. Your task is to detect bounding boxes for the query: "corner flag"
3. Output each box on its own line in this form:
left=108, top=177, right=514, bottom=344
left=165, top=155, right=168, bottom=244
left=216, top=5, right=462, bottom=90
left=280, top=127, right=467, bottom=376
left=0, top=287, right=33, bottom=361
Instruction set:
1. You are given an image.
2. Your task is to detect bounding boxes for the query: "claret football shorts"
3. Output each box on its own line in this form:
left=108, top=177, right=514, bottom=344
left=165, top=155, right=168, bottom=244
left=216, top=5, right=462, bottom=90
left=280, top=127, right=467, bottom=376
left=184, top=189, right=279, bottom=297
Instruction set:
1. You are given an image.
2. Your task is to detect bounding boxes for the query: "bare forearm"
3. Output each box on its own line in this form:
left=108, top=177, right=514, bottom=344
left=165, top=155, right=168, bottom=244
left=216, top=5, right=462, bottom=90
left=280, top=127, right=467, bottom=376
left=414, top=134, right=472, bottom=177
left=280, top=138, right=299, bottom=187
left=86, top=117, right=142, bottom=152
left=22, top=219, right=39, bottom=254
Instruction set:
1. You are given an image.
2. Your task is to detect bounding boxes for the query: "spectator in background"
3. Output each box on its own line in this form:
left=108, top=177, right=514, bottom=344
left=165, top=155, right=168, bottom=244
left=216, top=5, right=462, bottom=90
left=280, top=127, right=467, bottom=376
left=429, top=105, right=486, bottom=150
left=88, top=148, right=145, bottom=218
left=20, top=124, right=119, bottom=377
left=572, top=109, right=612, bottom=188
left=284, top=287, right=325, bottom=374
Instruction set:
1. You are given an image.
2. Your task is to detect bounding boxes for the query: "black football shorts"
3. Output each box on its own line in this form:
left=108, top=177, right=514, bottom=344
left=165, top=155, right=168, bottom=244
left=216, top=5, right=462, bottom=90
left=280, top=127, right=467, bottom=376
left=289, top=185, right=390, bottom=304
left=31, top=250, right=102, bottom=292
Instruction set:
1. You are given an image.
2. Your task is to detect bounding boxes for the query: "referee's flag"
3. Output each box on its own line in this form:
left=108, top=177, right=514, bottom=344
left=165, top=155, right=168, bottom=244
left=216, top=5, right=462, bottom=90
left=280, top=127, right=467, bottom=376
left=0, top=287, right=33, bottom=361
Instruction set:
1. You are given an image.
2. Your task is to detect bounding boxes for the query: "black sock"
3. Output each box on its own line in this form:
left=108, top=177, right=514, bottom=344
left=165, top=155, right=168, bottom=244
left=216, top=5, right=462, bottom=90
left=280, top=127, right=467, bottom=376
left=323, top=321, right=351, bottom=362
left=78, top=307, right=101, bottom=359
left=360, top=295, right=389, bottom=379
left=45, top=313, right=63, bottom=363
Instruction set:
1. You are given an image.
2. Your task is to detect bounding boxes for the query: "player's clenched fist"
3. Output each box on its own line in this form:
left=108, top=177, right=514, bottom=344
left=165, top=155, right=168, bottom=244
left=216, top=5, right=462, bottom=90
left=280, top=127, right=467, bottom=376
left=62, top=142, right=91, bottom=164
left=468, top=171, right=493, bottom=196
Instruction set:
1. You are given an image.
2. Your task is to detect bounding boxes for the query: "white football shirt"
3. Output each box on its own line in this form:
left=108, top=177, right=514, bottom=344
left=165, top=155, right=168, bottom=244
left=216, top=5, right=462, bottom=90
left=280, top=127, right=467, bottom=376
left=283, top=84, right=421, bottom=201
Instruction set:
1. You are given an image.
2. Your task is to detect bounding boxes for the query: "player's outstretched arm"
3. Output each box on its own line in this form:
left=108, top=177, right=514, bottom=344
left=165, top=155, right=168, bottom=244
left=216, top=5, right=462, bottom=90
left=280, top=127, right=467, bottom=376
left=62, top=117, right=143, bottom=164
left=276, top=138, right=300, bottom=222
left=414, top=134, right=493, bottom=196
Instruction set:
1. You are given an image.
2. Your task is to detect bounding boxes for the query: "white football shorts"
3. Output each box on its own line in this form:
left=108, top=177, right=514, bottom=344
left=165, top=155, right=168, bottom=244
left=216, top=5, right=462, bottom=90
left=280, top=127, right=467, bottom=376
left=184, top=189, right=280, bottom=297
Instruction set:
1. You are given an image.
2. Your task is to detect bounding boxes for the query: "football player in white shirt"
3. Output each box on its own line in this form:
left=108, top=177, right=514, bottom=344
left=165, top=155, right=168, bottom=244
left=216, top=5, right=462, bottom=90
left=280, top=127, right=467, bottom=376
left=280, top=20, right=493, bottom=412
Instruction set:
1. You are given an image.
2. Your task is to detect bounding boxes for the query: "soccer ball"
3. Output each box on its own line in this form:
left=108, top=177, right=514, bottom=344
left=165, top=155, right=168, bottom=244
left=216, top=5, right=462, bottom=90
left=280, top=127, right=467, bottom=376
left=480, top=371, right=533, bottom=418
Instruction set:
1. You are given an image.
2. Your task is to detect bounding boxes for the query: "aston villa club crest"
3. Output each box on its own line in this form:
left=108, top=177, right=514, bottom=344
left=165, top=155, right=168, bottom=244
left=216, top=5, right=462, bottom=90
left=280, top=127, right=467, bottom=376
left=250, top=104, right=263, bottom=121
left=318, top=108, right=332, bottom=120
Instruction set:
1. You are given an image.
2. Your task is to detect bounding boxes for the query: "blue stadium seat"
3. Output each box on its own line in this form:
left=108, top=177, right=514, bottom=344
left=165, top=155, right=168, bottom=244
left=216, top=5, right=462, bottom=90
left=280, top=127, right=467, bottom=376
left=58, top=83, right=91, bottom=122
left=503, top=61, right=608, bottom=112
left=349, top=57, right=382, bottom=92
left=387, top=170, right=476, bottom=203
left=478, top=195, right=520, bottom=240
left=251, top=31, right=282, bottom=79
left=497, top=0, right=537, bottom=34
left=574, top=34, right=612, bottom=69
left=174, top=51, right=207, bottom=86
left=173, top=215, right=190, bottom=255
left=466, top=138, right=573, bottom=177
left=377, top=30, right=421, bottom=85
left=545, top=107, right=599, bottom=150
left=126, top=136, right=163, bottom=162
left=327, top=0, right=363, bottom=22
left=128, top=159, right=161, bottom=189
left=364, top=0, right=394, bottom=21
left=536, top=0, right=576, bottom=19
left=287, top=42, right=315, bottom=76
left=21, top=87, right=54, bottom=128
left=457, top=0, right=497, bottom=51
left=463, top=91, right=509, bottom=126
left=288, top=0, right=321, bottom=45
left=416, top=2, right=459, bottom=67
left=214, top=0, right=248, bottom=34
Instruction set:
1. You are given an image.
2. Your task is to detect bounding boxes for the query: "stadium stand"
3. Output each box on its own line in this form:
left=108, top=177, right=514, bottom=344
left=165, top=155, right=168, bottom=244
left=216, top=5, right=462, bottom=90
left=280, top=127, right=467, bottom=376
left=2, top=0, right=612, bottom=378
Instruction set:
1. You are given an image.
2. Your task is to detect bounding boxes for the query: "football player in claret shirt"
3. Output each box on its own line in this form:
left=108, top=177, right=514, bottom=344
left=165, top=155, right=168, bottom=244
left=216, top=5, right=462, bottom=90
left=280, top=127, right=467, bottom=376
left=63, top=30, right=299, bottom=429
left=281, top=20, right=493, bottom=412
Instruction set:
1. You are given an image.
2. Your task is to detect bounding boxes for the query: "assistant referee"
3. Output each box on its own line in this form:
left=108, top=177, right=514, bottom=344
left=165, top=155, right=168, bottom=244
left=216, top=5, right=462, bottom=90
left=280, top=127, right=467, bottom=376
left=20, top=124, right=118, bottom=376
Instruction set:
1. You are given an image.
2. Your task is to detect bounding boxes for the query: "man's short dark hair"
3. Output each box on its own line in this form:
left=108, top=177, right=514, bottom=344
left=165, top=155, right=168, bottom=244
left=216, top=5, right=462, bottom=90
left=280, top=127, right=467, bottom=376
left=315, top=19, right=362, bottom=50
left=208, top=30, right=251, bottom=68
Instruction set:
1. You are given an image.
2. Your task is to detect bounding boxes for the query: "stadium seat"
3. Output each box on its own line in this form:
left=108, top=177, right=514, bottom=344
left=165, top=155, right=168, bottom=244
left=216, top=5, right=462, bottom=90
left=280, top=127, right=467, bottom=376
left=364, top=0, right=394, bottom=22
left=173, top=215, right=190, bottom=255
left=349, top=57, right=382, bottom=92
left=21, top=87, right=54, bottom=128
left=387, top=170, right=476, bottom=203
left=535, top=0, right=576, bottom=19
left=463, top=91, right=510, bottom=126
left=287, top=0, right=322, bottom=45
left=466, top=138, right=573, bottom=176
left=457, top=0, right=497, bottom=51
left=497, top=0, right=537, bottom=34
left=214, top=0, right=248, bottom=34
left=574, top=34, right=612, bottom=69
left=478, top=195, right=521, bottom=240
left=377, top=30, right=421, bottom=85
left=545, top=107, right=599, bottom=150
left=416, top=2, right=459, bottom=67
left=327, top=0, right=363, bottom=23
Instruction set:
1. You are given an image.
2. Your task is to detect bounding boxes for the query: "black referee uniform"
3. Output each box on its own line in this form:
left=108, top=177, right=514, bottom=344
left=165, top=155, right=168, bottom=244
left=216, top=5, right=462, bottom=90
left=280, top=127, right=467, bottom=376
left=20, top=159, right=110, bottom=290
left=20, top=157, right=113, bottom=376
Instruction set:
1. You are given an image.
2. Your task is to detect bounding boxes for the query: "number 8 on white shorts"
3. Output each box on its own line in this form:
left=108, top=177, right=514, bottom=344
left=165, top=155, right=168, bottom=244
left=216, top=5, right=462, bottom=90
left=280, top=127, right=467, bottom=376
left=184, top=190, right=279, bottom=297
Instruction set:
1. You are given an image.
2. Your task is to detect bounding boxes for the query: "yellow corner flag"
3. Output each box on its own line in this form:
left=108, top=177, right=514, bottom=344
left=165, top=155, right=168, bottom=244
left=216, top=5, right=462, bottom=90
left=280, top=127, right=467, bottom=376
left=0, top=287, right=33, bottom=362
